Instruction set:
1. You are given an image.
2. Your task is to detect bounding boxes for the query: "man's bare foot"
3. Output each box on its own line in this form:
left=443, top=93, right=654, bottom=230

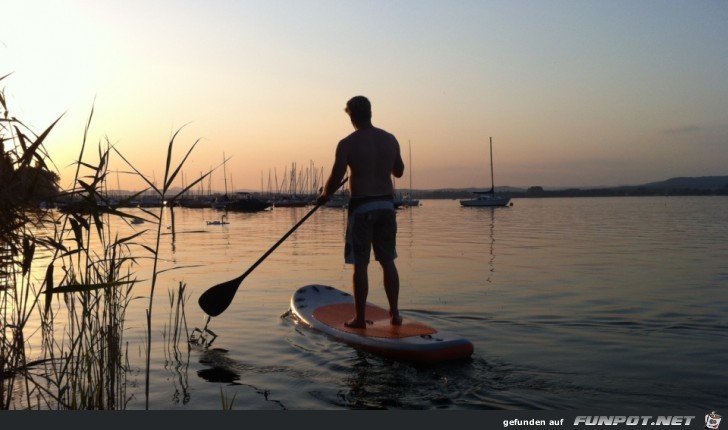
left=390, top=312, right=403, bottom=326
left=344, top=318, right=372, bottom=329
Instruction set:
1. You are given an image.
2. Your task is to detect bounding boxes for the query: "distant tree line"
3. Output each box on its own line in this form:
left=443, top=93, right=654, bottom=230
left=411, top=184, right=728, bottom=200
left=517, top=185, right=728, bottom=198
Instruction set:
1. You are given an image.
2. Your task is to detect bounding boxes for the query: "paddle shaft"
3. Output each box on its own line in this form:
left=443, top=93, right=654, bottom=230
left=240, top=177, right=348, bottom=280
left=198, top=177, right=347, bottom=317
left=234, top=201, right=323, bottom=284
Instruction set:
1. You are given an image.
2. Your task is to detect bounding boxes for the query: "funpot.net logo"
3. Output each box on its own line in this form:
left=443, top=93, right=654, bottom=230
left=706, top=411, right=722, bottom=430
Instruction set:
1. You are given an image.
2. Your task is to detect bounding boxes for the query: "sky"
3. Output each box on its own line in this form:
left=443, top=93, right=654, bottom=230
left=2, top=0, right=727, bottom=192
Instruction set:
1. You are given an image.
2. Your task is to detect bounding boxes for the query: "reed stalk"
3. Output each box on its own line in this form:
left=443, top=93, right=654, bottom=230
left=2, top=72, right=214, bottom=409
left=1, top=73, right=60, bottom=409
left=0, top=75, right=136, bottom=409
left=163, top=281, right=191, bottom=405
left=25, top=109, right=140, bottom=409
left=112, top=126, right=213, bottom=408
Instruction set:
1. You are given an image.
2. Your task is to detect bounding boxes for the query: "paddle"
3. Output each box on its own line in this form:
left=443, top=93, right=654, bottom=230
left=198, top=178, right=348, bottom=317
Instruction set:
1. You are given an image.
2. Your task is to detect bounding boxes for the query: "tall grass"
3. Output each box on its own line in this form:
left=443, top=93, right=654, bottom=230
left=1, top=73, right=61, bottom=409
left=33, top=129, right=138, bottom=409
left=112, top=125, right=211, bottom=408
left=0, top=73, right=211, bottom=409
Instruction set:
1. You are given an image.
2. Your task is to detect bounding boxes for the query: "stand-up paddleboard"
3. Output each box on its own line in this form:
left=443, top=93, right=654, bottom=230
left=290, top=284, right=473, bottom=363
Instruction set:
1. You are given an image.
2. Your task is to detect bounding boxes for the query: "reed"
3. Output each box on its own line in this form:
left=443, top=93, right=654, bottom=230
left=164, top=281, right=191, bottom=361
left=112, top=124, right=214, bottom=408
left=220, top=386, right=237, bottom=410
left=1, top=73, right=62, bottom=409
left=1, top=73, right=212, bottom=409
left=163, top=282, right=191, bottom=406
left=20, top=104, right=140, bottom=409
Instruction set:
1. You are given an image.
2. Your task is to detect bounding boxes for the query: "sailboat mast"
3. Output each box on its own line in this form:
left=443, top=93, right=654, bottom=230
left=222, top=152, right=229, bottom=197
left=489, top=137, right=495, bottom=193
left=409, top=140, right=413, bottom=195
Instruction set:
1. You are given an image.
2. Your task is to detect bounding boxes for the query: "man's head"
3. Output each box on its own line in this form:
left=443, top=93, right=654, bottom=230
left=345, top=96, right=372, bottom=126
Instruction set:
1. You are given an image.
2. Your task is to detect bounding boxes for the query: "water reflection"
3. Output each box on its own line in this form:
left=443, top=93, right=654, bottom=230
left=339, top=352, right=412, bottom=409
left=165, top=353, right=191, bottom=405
left=337, top=349, right=524, bottom=409
left=195, top=347, right=287, bottom=409
left=484, top=208, right=496, bottom=283
left=197, top=348, right=239, bottom=383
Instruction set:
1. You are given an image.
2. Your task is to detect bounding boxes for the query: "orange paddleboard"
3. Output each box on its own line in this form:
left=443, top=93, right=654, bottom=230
left=290, top=284, right=473, bottom=363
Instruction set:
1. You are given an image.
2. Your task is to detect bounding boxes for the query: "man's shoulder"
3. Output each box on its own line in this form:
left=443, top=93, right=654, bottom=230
left=340, top=126, right=398, bottom=145
left=364, top=127, right=399, bottom=141
left=372, top=126, right=395, bottom=137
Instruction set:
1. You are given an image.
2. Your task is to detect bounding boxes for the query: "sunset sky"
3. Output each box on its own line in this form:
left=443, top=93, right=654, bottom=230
left=3, top=0, right=727, bottom=192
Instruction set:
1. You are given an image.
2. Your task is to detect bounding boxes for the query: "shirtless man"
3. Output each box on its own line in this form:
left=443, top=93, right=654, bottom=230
left=317, top=96, right=405, bottom=329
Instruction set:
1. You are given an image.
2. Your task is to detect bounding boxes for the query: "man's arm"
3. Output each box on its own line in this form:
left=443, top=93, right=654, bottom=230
left=318, top=141, right=348, bottom=204
left=392, top=142, right=405, bottom=178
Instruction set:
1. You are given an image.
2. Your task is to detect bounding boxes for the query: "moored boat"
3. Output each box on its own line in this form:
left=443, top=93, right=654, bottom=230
left=460, top=137, right=511, bottom=208
left=460, top=191, right=510, bottom=207
left=214, top=192, right=272, bottom=212
left=397, top=194, right=420, bottom=207
left=273, top=196, right=309, bottom=208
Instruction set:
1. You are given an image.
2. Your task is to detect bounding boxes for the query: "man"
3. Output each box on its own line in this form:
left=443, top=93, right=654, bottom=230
left=317, top=96, right=405, bottom=329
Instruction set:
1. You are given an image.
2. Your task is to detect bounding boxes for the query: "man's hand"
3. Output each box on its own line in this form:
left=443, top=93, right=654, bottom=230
left=316, top=195, right=330, bottom=206
left=316, top=193, right=330, bottom=206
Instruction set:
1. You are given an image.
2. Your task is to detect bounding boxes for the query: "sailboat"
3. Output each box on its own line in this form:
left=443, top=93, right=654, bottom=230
left=460, top=137, right=511, bottom=207
left=212, top=153, right=272, bottom=212
left=398, top=140, right=420, bottom=207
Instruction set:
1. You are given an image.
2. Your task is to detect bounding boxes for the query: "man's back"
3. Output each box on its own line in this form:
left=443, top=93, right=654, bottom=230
left=339, top=126, right=404, bottom=198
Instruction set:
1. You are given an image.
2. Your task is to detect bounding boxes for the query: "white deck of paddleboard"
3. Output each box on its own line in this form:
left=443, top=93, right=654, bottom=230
left=289, top=284, right=473, bottom=363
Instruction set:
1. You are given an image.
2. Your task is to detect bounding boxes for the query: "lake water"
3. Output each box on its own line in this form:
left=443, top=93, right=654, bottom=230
left=25, top=197, right=728, bottom=410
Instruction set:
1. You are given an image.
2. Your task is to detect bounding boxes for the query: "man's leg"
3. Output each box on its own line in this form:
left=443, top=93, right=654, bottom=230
left=345, top=262, right=369, bottom=328
left=380, top=259, right=401, bottom=325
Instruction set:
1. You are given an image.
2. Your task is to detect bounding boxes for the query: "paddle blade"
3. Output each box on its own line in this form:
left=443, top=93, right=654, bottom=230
left=198, top=276, right=243, bottom=317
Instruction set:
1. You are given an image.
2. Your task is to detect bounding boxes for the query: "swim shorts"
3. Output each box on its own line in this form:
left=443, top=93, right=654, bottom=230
left=344, top=198, right=397, bottom=264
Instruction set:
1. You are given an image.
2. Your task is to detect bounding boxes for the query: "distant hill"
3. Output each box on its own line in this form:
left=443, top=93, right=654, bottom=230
left=520, top=175, right=728, bottom=197
left=638, top=176, right=728, bottom=190
left=411, top=176, right=728, bottom=199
